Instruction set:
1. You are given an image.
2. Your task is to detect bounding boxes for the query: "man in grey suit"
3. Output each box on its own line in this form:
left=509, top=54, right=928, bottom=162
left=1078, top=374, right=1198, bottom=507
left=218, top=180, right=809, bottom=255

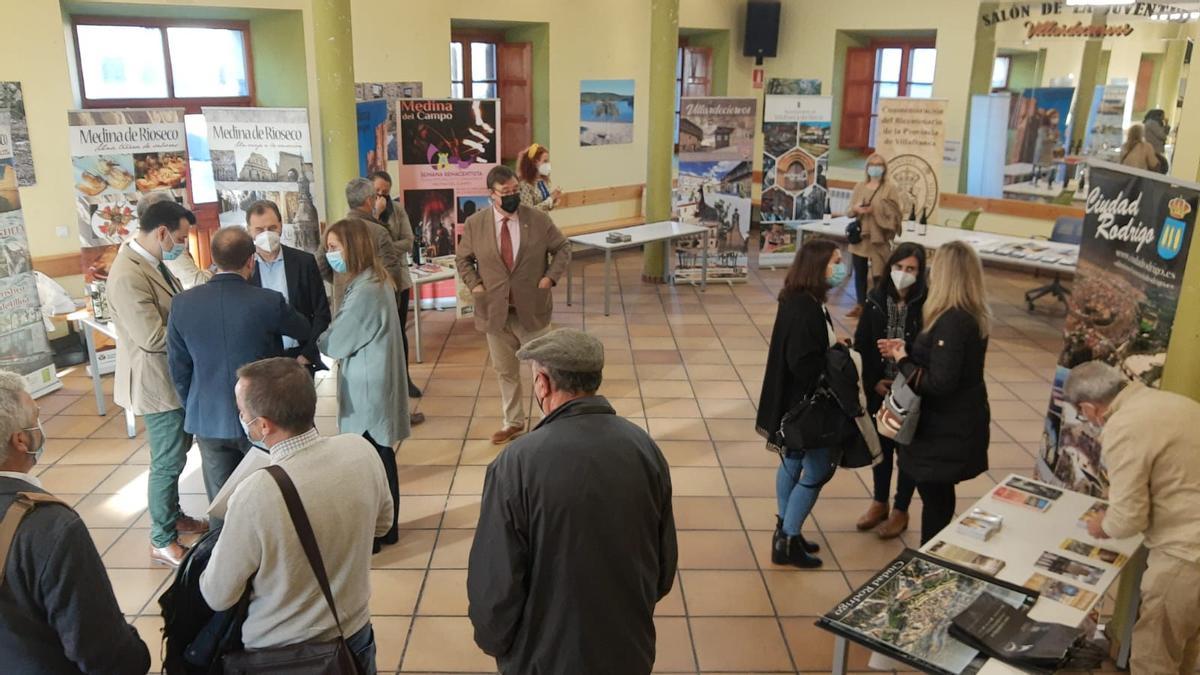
left=456, top=165, right=570, bottom=444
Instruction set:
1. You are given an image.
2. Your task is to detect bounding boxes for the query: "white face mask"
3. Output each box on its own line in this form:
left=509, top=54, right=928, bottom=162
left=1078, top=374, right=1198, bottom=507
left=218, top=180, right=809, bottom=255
left=254, top=230, right=281, bottom=254
left=537, top=162, right=552, bottom=177
left=891, top=269, right=917, bottom=291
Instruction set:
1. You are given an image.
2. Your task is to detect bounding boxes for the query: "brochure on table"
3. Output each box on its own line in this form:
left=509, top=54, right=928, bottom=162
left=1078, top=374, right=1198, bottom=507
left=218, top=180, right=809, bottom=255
left=760, top=94, right=832, bottom=268
left=0, top=112, right=59, bottom=397
left=1037, top=162, right=1199, bottom=497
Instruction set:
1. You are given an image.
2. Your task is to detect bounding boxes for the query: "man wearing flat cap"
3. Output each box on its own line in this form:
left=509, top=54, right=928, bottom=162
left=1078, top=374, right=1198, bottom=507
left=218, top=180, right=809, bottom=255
left=466, top=328, right=678, bottom=675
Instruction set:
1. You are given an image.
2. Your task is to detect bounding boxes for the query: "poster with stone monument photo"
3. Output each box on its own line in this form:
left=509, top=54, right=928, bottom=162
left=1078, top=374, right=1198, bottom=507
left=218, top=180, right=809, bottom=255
left=760, top=94, right=832, bottom=268
left=205, top=107, right=319, bottom=252
left=0, top=83, right=34, bottom=186
left=355, top=81, right=423, bottom=161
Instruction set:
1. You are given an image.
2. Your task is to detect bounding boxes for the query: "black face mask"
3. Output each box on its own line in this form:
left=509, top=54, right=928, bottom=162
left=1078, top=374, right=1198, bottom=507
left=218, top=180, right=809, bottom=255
left=499, top=193, right=521, bottom=214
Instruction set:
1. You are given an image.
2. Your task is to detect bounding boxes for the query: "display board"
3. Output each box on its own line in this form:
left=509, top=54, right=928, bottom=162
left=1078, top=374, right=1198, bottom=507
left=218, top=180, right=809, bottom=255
left=205, top=107, right=320, bottom=253
left=354, top=81, right=423, bottom=162
left=1082, top=83, right=1128, bottom=161
left=875, top=97, right=946, bottom=222
left=356, top=98, right=389, bottom=177
left=673, top=96, right=756, bottom=283
left=0, top=112, right=57, bottom=396
left=0, top=82, right=34, bottom=186
left=1006, top=87, right=1075, bottom=175
left=397, top=98, right=499, bottom=311
left=967, top=93, right=1011, bottom=199
left=68, top=108, right=189, bottom=284
left=760, top=95, right=832, bottom=268
left=1037, top=161, right=1198, bottom=496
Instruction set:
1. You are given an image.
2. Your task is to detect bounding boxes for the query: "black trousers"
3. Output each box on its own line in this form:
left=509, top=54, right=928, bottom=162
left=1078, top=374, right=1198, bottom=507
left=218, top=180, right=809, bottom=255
left=871, top=439, right=916, bottom=512
left=397, top=287, right=411, bottom=365
left=916, top=481, right=957, bottom=545
left=363, top=431, right=399, bottom=545
left=196, top=435, right=252, bottom=529
left=852, top=253, right=871, bottom=305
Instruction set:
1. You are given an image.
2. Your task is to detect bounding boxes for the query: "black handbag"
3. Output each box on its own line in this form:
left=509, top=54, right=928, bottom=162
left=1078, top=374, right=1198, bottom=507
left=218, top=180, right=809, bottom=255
left=221, top=465, right=363, bottom=675
left=845, top=184, right=883, bottom=245
left=778, top=383, right=855, bottom=452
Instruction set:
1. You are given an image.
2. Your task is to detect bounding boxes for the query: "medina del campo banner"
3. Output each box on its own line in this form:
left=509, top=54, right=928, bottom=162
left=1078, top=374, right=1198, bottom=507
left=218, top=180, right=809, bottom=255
left=0, top=112, right=58, bottom=396
left=1037, top=161, right=1197, bottom=497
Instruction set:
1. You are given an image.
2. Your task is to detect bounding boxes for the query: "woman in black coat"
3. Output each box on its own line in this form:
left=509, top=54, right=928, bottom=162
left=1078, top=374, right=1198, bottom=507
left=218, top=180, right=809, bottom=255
left=756, top=238, right=846, bottom=569
left=853, top=242, right=927, bottom=539
left=878, top=241, right=991, bottom=544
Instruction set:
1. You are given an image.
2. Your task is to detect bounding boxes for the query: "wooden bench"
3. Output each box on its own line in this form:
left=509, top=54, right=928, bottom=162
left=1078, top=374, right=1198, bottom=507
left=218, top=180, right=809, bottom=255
left=555, top=183, right=646, bottom=237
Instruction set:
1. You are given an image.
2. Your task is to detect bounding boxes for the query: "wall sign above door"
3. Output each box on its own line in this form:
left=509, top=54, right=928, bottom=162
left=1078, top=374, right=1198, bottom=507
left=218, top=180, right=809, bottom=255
left=981, top=2, right=1192, bottom=28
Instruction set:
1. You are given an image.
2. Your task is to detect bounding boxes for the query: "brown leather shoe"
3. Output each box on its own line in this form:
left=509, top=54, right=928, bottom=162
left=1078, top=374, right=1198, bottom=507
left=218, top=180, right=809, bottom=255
left=855, top=501, right=889, bottom=531
left=175, top=515, right=209, bottom=535
left=150, top=541, right=188, bottom=568
left=846, top=304, right=864, bottom=318
left=490, top=425, right=525, bottom=445
left=874, top=510, right=909, bottom=539
left=410, top=412, right=426, bottom=426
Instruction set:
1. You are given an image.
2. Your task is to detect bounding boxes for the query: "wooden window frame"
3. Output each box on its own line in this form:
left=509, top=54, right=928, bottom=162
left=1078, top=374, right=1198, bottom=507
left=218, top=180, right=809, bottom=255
left=451, top=30, right=503, bottom=100
left=868, top=39, right=936, bottom=150
left=72, top=15, right=255, bottom=114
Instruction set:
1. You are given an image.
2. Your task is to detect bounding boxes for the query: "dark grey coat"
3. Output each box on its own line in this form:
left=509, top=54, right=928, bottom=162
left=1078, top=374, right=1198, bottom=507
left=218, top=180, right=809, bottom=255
left=0, top=477, right=150, bottom=674
left=466, top=396, right=677, bottom=675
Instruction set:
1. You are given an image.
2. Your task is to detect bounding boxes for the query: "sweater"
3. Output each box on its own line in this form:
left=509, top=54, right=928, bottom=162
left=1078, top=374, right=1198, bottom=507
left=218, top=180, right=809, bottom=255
left=199, top=431, right=393, bottom=649
left=1100, top=382, right=1200, bottom=562
left=0, top=476, right=150, bottom=674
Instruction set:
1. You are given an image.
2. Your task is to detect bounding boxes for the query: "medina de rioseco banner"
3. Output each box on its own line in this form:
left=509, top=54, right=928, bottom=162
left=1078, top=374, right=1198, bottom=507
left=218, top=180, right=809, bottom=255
left=1037, top=161, right=1198, bottom=497
left=760, top=94, right=832, bottom=268
left=0, top=112, right=58, bottom=396
left=874, top=97, right=946, bottom=224
left=397, top=98, right=499, bottom=313
left=205, top=107, right=320, bottom=253
left=67, top=108, right=188, bottom=287
left=673, top=96, right=757, bottom=283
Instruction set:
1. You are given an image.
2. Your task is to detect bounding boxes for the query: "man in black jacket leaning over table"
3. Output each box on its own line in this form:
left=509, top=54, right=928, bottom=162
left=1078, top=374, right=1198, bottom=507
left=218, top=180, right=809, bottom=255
left=0, top=370, right=150, bottom=674
left=467, top=328, right=677, bottom=675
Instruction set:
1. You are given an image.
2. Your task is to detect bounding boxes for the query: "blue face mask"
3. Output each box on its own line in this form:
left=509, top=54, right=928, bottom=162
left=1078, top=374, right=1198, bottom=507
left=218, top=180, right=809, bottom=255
left=160, top=232, right=187, bottom=261
left=867, top=165, right=885, bottom=178
left=325, top=250, right=348, bottom=274
left=240, top=415, right=268, bottom=450
left=827, top=261, right=848, bottom=287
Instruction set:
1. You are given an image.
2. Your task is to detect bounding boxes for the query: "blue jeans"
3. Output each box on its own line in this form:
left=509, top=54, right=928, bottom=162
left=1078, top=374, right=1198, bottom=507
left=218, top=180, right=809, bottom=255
left=346, top=622, right=377, bottom=675
left=776, top=447, right=838, bottom=536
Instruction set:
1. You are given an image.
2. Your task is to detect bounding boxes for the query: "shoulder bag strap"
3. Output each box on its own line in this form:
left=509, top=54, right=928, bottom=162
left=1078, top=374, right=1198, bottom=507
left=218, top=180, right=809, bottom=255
left=0, top=492, right=69, bottom=589
left=264, top=465, right=347, bottom=638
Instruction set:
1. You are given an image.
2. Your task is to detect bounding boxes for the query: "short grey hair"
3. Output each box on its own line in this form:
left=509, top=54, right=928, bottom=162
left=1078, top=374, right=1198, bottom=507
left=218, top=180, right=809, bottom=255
left=1063, top=361, right=1127, bottom=405
left=0, top=370, right=32, bottom=463
left=345, top=177, right=374, bottom=210
left=136, top=190, right=177, bottom=220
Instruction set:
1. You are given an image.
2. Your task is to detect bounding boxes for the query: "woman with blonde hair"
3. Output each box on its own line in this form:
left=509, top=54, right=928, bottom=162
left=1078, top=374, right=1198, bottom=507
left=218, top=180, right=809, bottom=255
left=878, top=241, right=991, bottom=543
left=318, top=218, right=410, bottom=551
left=1120, top=123, right=1161, bottom=172
left=846, top=153, right=904, bottom=318
left=517, top=142, right=562, bottom=211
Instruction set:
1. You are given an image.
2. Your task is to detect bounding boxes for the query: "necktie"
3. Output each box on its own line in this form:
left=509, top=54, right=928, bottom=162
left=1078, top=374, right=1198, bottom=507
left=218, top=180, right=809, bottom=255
left=500, top=217, right=514, bottom=272
left=157, top=262, right=178, bottom=294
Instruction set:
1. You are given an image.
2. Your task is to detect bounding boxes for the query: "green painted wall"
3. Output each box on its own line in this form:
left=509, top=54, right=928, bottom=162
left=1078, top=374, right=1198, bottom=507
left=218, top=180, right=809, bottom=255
left=504, top=23, right=550, bottom=149
left=249, top=11, right=308, bottom=108
left=1006, top=53, right=1040, bottom=92
left=642, top=0, right=679, bottom=280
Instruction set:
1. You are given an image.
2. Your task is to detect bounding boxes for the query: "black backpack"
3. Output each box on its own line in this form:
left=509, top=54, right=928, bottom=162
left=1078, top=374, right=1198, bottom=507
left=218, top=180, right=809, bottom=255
left=159, top=528, right=249, bottom=674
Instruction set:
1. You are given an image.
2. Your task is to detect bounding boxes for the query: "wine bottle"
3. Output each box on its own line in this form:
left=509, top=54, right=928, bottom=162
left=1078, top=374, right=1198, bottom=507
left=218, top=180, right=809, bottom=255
left=908, top=203, right=917, bottom=223
left=823, top=193, right=832, bottom=223
left=918, top=208, right=928, bottom=236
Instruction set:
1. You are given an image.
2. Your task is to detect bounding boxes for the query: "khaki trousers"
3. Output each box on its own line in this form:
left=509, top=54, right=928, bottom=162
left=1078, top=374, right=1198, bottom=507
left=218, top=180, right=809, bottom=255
left=485, top=310, right=551, bottom=429
left=1132, top=549, right=1200, bottom=675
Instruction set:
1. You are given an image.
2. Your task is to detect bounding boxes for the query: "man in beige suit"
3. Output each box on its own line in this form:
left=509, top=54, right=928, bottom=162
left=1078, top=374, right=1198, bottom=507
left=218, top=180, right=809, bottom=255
left=456, top=165, right=570, bottom=444
left=106, top=200, right=209, bottom=567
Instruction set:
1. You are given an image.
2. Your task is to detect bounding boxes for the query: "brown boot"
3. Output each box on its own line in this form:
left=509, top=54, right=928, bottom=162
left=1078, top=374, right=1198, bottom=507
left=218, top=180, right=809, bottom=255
left=855, top=501, right=889, bottom=531
left=874, top=510, right=909, bottom=539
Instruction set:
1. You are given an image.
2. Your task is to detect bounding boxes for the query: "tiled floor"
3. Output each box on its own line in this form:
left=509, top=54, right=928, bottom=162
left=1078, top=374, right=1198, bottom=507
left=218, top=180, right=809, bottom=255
left=36, top=249, right=1128, bottom=674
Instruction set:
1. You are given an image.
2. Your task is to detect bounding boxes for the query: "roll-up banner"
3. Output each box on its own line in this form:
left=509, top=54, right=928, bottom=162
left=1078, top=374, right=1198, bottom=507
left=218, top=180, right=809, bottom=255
left=205, top=107, right=320, bottom=253
left=1037, top=161, right=1198, bottom=497
left=0, top=112, right=58, bottom=396
left=760, top=94, right=832, bottom=268
left=875, top=97, right=947, bottom=224
left=674, top=96, right=757, bottom=283
left=397, top=98, right=499, bottom=312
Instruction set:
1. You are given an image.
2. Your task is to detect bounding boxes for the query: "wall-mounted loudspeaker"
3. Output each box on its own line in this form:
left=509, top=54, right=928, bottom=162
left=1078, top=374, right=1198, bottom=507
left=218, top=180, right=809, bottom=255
left=743, top=1, right=781, bottom=65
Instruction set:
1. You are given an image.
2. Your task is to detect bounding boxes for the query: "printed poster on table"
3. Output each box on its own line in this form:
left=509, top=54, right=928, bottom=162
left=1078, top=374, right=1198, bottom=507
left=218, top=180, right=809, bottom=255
left=68, top=108, right=189, bottom=284
left=0, top=112, right=58, bottom=396
left=1037, top=161, right=1198, bottom=497
left=205, top=107, right=320, bottom=253
left=875, top=97, right=946, bottom=222
left=673, top=97, right=756, bottom=283
left=760, top=95, right=832, bottom=267
left=355, top=81, right=423, bottom=162
left=397, top=98, right=499, bottom=312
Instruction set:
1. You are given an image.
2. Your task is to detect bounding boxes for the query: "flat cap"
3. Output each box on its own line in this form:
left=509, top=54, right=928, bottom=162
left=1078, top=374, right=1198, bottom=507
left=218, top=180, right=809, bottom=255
left=516, top=328, right=604, bottom=373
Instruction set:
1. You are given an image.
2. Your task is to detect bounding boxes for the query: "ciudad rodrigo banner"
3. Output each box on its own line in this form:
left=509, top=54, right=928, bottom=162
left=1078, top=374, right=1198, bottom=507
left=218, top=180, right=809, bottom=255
left=1037, top=161, right=1197, bottom=497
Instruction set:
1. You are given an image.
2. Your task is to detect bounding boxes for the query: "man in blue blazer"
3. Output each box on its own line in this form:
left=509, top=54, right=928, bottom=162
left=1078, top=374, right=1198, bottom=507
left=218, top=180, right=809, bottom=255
left=167, top=227, right=311, bottom=502
left=245, top=200, right=331, bottom=375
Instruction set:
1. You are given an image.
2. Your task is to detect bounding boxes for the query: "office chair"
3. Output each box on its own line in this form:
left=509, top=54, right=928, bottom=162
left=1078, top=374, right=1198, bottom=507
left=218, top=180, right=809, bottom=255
left=1025, top=215, right=1083, bottom=311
